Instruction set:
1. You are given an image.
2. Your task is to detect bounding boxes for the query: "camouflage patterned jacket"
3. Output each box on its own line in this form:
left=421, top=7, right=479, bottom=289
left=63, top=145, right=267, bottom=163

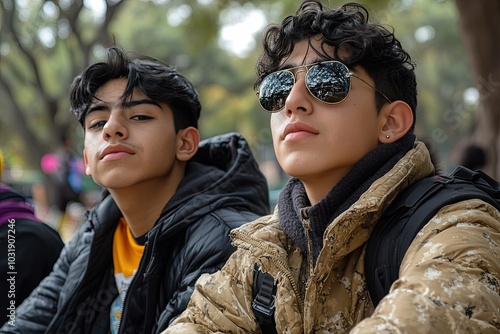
left=165, top=142, right=500, bottom=333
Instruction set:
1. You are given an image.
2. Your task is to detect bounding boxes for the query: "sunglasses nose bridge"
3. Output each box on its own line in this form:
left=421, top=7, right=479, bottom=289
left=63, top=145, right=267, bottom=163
left=295, top=68, right=307, bottom=76
left=288, top=67, right=308, bottom=93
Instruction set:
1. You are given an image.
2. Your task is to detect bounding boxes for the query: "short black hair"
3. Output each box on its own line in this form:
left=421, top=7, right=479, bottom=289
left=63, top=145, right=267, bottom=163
left=69, top=46, right=201, bottom=131
left=256, top=1, right=417, bottom=130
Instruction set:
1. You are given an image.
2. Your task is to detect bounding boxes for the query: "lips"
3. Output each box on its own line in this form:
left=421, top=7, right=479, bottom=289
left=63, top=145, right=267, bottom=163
left=282, top=122, right=319, bottom=140
left=99, top=144, right=135, bottom=160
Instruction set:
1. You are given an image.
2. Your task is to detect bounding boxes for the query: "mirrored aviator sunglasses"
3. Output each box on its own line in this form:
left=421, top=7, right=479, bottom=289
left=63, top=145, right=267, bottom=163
left=257, top=61, right=391, bottom=113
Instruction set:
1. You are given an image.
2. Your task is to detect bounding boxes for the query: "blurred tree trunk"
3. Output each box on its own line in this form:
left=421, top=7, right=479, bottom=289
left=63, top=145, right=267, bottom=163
left=0, top=0, right=125, bottom=210
left=455, top=0, right=500, bottom=178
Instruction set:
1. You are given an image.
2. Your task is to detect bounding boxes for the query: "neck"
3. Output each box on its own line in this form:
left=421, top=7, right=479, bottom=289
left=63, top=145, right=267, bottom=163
left=299, top=167, right=351, bottom=205
left=108, top=171, right=184, bottom=237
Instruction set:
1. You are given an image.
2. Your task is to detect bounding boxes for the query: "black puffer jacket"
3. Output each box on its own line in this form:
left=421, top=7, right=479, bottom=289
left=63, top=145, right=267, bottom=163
left=1, top=132, right=269, bottom=334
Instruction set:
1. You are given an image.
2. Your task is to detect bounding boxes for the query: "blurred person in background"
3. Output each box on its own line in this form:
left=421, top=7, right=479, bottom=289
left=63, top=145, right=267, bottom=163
left=39, top=134, right=87, bottom=239
left=40, top=134, right=85, bottom=213
left=0, top=148, right=64, bottom=314
left=453, top=140, right=488, bottom=171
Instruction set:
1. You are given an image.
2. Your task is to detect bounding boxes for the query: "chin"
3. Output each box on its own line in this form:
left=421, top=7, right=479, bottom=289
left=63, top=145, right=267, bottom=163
left=282, top=166, right=311, bottom=180
left=95, top=179, right=133, bottom=190
left=278, top=155, right=312, bottom=176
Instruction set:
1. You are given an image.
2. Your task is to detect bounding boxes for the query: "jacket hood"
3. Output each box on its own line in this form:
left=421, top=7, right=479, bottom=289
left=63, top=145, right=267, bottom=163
left=161, top=132, right=270, bottom=223
left=88, top=132, right=269, bottom=235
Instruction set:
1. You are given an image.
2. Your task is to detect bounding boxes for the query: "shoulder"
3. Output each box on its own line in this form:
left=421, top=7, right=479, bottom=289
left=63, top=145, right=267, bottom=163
left=421, top=198, right=500, bottom=234
left=8, top=219, right=64, bottom=253
left=230, top=212, right=293, bottom=256
left=402, top=198, right=500, bottom=270
left=172, top=208, right=259, bottom=253
left=231, top=213, right=280, bottom=236
left=12, top=218, right=61, bottom=237
left=202, top=206, right=264, bottom=230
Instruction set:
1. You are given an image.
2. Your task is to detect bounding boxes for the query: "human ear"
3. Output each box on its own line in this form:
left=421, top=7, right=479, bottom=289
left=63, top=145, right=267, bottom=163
left=83, top=149, right=92, bottom=176
left=378, top=101, right=414, bottom=143
left=176, top=127, right=200, bottom=161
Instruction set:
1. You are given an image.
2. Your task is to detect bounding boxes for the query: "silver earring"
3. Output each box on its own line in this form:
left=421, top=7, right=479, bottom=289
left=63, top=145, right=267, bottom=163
left=386, top=134, right=391, bottom=139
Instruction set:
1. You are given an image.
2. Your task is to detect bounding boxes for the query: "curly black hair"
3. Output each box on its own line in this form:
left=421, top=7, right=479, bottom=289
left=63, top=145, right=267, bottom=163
left=256, top=1, right=417, bottom=128
left=69, top=46, right=201, bottom=131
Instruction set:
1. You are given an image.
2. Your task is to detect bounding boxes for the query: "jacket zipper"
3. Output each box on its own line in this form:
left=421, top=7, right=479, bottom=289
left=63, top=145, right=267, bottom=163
left=300, top=208, right=314, bottom=278
left=233, top=231, right=305, bottom=316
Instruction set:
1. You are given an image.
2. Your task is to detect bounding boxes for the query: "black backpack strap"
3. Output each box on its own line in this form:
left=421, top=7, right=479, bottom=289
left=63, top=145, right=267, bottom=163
left=365, top=166, right=500, bottom=306
left=252, top=264, right=277, bottom=334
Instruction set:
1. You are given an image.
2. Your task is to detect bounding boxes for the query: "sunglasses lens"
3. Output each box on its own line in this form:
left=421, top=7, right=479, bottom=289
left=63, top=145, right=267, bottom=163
left=259, top=71, right=295, bottom=112
left=306, top=62, right=351, bottom=104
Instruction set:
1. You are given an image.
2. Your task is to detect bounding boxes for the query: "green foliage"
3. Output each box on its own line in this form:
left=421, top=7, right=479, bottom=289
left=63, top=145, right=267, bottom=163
left=0, top=0, right=478, bottom=182
left=382, top=0, right=475, bottom=167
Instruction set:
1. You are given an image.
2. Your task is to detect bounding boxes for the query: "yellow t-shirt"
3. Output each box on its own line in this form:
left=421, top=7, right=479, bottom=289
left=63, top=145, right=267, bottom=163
left=110, top=218, right=145, bottom=334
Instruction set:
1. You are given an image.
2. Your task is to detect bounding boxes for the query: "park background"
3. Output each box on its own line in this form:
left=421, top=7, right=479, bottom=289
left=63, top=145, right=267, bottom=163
left=1, top=0, right=499, bottom=239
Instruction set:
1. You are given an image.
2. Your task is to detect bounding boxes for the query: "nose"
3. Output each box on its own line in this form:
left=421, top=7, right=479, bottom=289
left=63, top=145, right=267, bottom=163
left=285, top=70, right=313, bottom=117
left=102, top=113, right=128, bottom=140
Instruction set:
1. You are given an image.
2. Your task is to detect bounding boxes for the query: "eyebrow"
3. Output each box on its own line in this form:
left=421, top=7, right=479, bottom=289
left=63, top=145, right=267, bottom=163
left=87, top=99, right=162, bottom=113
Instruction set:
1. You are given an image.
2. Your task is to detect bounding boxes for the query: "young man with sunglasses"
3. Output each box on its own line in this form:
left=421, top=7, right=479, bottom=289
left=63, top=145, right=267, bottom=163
left=0, top=46, right=270, bottom=334
left=164, top=1, right=500, bottom=333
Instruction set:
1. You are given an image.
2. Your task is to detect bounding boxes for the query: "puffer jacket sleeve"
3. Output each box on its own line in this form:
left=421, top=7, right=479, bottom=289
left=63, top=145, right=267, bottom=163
left=157, top=209, right=261, bottom=331
left=162, top=246, right=260, bottom=334
left=351, top=199, right=500, bottom=333
left=0, top=225, right=86, bottom=333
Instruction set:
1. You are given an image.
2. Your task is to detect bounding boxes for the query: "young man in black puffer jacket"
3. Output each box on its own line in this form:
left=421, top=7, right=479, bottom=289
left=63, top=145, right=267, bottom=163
left=0, top=46, right=269, bottom=334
